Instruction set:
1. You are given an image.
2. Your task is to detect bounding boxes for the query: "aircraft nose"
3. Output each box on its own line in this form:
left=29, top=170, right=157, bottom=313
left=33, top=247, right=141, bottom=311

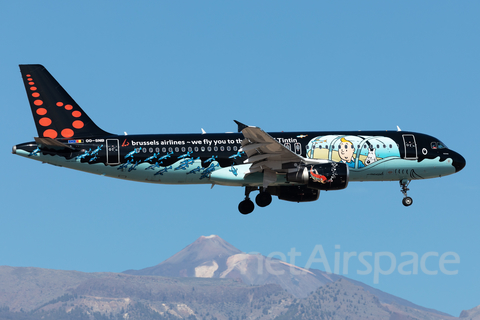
left=453, top=152, right=466, bottom=173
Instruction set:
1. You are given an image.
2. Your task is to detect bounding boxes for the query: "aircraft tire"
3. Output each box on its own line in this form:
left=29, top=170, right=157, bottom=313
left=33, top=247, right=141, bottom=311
left=256, top=192, right=272, bottom=207
left=239, top=199, right=255, bottom=215
left=402, top=197, right=413, bottom=207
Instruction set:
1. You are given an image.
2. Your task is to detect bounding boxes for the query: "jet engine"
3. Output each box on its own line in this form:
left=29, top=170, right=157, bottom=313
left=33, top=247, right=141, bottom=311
left=286, top=162, right=349, bottom=190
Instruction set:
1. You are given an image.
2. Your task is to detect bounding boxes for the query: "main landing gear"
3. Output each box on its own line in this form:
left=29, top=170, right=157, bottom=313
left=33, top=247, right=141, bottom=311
left=400, top=180, right=413, bottom=207
left=238, top=187, right=272, bottom=215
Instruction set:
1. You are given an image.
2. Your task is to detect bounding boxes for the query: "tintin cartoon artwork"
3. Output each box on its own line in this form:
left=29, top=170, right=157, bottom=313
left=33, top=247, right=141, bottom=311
left=306, top=135, right=401, bottom=170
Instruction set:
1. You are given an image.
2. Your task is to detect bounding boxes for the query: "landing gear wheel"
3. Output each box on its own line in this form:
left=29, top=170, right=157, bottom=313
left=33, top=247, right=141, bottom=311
left=238, top=199, right=254, bottom=215
left=255, top=192, right=272, bottom=207
left=399, top=180, right=413, bottom=207
left=402, top=197, right=413, bottom=207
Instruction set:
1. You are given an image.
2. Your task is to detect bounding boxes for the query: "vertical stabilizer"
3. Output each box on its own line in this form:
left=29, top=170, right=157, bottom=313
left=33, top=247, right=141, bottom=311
left=19, top=64, right=111, bottom=139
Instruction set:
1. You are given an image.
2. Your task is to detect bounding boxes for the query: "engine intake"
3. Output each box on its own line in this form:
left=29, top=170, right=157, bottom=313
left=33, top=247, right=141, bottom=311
left=286, top=162, right=349, bottom=190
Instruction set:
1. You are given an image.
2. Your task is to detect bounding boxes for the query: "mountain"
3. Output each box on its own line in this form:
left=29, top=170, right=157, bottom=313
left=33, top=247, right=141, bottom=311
left=0, top=266, right=460, bottom=320
left=0, top=265, right=459, bottom=320
left=0, top=265, right=291, bottom=319
left=460, top=305, right=480, bottom=319
left=124, top=235, right=242, bottom=278
left=124, top=235, right=451, bottom=317
left=0, top=235, right=470, bottom=319
left=124, top=235, right=341, bottom=298
left=276, top=278, right=457, bottom=320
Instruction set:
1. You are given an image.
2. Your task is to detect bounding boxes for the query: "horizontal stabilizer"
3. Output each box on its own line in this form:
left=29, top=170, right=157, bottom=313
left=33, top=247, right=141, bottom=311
left=34, top=137, right=75, bottom=151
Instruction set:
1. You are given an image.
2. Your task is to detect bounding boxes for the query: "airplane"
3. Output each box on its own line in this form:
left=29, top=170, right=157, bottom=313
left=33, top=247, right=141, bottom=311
left=12, top=65, right=466, bottom=214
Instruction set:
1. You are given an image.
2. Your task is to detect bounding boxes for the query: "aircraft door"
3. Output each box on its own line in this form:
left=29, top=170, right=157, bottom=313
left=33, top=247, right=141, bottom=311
left=402, top=134, right=417, bottom=160
left=106, top=139, right=120, bottom=164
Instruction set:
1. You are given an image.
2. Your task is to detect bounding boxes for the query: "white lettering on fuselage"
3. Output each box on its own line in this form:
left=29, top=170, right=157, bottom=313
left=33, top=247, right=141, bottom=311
left=275, top=137, right=298, bottom=144
left=131, top=140, right=186, bottom=146
left=131, top=140, right=159, bottom=146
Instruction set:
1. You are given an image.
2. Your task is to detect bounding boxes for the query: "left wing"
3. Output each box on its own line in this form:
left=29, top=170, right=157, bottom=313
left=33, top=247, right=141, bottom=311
left=235, top=121, right=327, bottom=188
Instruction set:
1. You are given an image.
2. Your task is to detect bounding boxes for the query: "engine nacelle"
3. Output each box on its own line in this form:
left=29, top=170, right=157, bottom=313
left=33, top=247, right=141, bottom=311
left=274, top=185, right=320, bottom=202
left=286, top=162, right=349, bottom=190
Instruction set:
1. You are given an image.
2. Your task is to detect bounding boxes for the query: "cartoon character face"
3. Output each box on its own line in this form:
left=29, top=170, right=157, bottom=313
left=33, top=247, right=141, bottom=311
left=365, top=148, right=378, bottom=165
left=338, top=138, right=355, bottom=163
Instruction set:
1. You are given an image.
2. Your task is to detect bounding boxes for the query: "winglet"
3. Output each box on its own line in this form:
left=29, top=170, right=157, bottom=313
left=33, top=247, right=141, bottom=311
left=234, top=120, right=248, bottom=133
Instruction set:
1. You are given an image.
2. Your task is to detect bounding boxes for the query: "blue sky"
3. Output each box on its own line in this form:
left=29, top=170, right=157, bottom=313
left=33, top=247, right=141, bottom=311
left=1, top=1, right=478, bottom=316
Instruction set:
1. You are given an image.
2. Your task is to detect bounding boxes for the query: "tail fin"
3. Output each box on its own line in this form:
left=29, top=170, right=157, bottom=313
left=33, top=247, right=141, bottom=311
left=19, top=64, right=111, bottom=139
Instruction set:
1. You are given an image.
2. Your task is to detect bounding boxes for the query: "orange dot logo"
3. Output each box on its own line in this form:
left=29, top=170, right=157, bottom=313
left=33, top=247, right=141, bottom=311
left=29, top=82, right=35, bottom=85
left=43, top=129, right=58, bottom=139
left=34, top=99, right=43, bottom=106
left=26, top=74, right=31, bottom=77
left=39, top=117, right=52, bottom=127
left=72, top=110, right=82, bottom=118
left=30, top=86, right=37, bottom=91
left=72, top=120, right=84, bottom=129
left=36, top=108, right=47, bottom=116
left=65, top=104, right=73, bottom=110
left=61, top=128, right=74, bottom=138
left=32, top=92, right=40, bottom=98
left=56, top=102, right=64, bottom=107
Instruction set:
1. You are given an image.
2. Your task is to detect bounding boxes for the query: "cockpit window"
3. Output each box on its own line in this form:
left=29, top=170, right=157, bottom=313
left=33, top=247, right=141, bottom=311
left=431, top=141, right=447, bottom=149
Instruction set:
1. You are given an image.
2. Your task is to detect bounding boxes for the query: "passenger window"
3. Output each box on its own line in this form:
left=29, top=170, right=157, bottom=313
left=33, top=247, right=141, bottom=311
left=162, top=147, right=167, bottom=153
left=188, top=147, right=192, bottom=152
left=194, top=147, right=199, bottom=152
left=227, top=146, right=231, bottom=151
left=175, top=147, right=179, bottom=152
left=207, top=147, right=212, bottom=152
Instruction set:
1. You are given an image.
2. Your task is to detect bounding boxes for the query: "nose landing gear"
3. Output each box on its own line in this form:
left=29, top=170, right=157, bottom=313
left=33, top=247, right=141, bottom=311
left=400, top=180, right=413, bottom=207
left=238, top=187, right=272, bottom=214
